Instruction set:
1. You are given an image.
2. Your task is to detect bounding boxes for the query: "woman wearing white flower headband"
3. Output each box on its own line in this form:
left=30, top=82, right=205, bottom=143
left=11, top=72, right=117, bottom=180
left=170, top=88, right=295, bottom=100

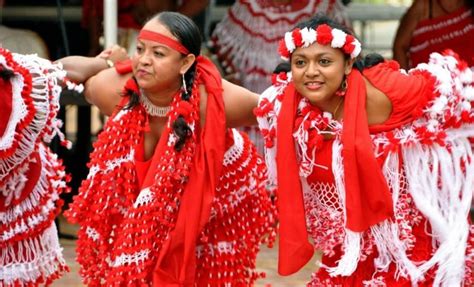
left=255, top=14, right=474, bottom=286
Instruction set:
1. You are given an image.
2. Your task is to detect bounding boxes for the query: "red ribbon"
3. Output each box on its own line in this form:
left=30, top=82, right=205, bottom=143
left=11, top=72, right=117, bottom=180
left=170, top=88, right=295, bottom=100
left=138, top=30, right=190, bottom=55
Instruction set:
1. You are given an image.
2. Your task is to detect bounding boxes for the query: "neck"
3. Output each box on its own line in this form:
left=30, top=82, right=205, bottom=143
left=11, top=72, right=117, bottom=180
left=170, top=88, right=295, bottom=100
left=141, top=87, right=180, bottom=107
left=332, top=97, right=344, bottom=120
left=310, top=96, right=344, bottom=118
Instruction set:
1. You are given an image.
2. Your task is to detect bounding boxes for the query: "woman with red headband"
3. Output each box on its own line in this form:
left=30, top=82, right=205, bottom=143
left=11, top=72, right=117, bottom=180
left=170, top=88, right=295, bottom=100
left=255, top=14, right=474, bottom=286
left=64, top=11, right=276, bottom=286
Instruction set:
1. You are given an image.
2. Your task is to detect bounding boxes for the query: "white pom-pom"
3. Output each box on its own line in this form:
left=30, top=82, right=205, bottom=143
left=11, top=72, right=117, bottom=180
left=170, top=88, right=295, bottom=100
left=462, top=85, right=474, bottom=101
left=460, top=101, right=471, bottom=111
left=300, top=27, right=317, bottom=48
left=426, top=119, right=439, bottom=132
left=351, top=40, right=362, bottom=59
left=443, top=55, right=457, bottom=71
left=459, top=68, right=473, bottom=84
left=284, top=32, right=296, bottom=53
left=74, top=84, right=84, bottom=93
left=430, top=95, right=448, bottom=115
left=331, top=29, right=346, bottom=48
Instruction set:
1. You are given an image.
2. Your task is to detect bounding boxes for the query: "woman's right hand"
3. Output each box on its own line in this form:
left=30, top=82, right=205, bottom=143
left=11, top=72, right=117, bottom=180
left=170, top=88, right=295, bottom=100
left=97, top=45, right=129, bottom=67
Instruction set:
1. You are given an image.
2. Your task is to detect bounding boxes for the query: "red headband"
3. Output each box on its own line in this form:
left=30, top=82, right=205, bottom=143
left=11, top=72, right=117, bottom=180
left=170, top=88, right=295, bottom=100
left=138, top=29, right=189, bottom=55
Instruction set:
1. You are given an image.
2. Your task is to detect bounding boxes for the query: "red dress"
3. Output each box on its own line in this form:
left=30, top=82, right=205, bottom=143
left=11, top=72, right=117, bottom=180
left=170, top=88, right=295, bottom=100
left=66, top=57, right=276, bottom=286
left=255, top=55, right=474, bottom=286
left=301, top=62, right=474, bottom=286
left=409, top=5, right=474, bottom=67
left=305, top=140, right=440, bottom=286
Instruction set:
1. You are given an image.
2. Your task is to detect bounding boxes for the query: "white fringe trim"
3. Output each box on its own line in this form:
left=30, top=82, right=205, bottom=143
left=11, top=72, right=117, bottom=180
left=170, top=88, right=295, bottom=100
left=0, top=53, right=66, bottom=182
left=402, top=138, right=473, bottom=286
left=0, top=223, right=66, bottom=285
left=0, top=145, right=62, bottom=230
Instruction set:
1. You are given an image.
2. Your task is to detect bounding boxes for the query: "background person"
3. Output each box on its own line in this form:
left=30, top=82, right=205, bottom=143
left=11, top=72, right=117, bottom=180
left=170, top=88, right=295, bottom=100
left=393, top=0, right=474, bottom=70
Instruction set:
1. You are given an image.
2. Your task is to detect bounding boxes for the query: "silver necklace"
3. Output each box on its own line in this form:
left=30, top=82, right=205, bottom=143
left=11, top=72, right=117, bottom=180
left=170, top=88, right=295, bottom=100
left=139, top=89, right=172, bottom=117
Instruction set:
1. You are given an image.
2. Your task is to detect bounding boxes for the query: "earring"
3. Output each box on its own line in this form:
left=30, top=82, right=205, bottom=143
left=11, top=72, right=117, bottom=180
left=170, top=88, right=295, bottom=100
left=181, top=74, right=187, bottom=92
left=335, top=78, right=348, bottom=97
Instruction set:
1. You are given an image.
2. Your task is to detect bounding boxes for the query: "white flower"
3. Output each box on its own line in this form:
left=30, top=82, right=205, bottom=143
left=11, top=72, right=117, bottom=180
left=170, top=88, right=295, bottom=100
left=300, top=27, right=317, bottom=48
left=331, top=29, right=346, bottom=48
left=284, top=32, right=296, bottom=53
left=351, top=40, right=362, bottom=59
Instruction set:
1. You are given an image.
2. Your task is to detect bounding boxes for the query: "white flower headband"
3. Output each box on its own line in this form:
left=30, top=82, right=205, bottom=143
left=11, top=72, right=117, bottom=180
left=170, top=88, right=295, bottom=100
left=278, top=24, right=362, bottom=60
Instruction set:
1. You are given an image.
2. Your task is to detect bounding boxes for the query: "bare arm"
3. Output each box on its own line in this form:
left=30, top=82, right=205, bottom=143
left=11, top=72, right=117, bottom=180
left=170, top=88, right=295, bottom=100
left=58, top=56, right=110, bottom=84
left=84, top=69, right=132, bottom=116
left=393, top=0, right=424, bottom=70
left=57, top=45, right=128, bottom=83
left=221, top=79, right=259, bottom=128
left=364, top=77, right=393, bottom=125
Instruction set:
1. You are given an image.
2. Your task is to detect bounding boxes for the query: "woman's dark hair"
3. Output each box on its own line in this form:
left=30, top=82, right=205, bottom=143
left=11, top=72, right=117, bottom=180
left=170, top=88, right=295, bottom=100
left=126, top=11, right=202, bottom=151
left=294, top=14, right=384, bottom=71
left=354, top=53, right=385, bottom=71
left=273, top=62, right=291, bottom=74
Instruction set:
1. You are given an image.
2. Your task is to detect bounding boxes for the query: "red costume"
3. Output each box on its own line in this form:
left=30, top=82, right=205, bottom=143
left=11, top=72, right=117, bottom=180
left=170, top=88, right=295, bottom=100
left=65, top=56, right=276, bottom=286
left=409, top=4, right=474, bottom=68
left=256, top=51, right=474, bottom=286
left=0, top=48, right=71, bottom=286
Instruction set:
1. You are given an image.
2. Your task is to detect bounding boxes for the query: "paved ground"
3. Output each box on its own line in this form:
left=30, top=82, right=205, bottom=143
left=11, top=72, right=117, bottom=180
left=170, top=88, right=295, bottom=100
left=52, top=215, right=316, bottom=287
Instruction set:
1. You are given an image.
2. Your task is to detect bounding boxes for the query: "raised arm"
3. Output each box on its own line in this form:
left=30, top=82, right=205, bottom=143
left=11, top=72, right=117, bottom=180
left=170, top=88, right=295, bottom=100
left=221, top=79, right=259, bottom=128
left=392, top=0, right=424, bottom=70
left=84, top=68, right=132, bottom=116
left=57, top=45, right=128, bottom=83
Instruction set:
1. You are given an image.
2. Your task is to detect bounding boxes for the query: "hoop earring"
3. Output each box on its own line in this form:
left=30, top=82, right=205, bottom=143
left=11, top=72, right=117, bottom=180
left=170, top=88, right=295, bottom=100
left=181, top=74, right=187, bottom=92
left=335, top=78, right=348, bottom=97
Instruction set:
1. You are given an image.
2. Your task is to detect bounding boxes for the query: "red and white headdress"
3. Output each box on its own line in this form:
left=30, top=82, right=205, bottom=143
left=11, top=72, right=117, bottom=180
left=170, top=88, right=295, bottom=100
left=278, top=24, right=362, bottom=60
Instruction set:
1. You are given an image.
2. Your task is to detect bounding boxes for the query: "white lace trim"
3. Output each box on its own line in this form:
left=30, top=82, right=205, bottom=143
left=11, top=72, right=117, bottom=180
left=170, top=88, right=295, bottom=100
left=0, top=145, right=62, bottom=236
left=88, top=149, right=135, bottom=178
left=0, top=223, right=66, bottom=284
left=110, top=249, right=150, bottom=267
left=196, top=241, right=235, bottom=258
left=223, top=129, right=244, bottom=166
left=133, top=187, right=154, bottom=208
left=0, top=53, right=66, bottom=182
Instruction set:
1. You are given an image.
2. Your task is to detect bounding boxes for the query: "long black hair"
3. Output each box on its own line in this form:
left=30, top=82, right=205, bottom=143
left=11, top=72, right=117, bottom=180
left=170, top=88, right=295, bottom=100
left=293, top=14, right=384, bottom=72
left=127, top=11, right=202, bottom=151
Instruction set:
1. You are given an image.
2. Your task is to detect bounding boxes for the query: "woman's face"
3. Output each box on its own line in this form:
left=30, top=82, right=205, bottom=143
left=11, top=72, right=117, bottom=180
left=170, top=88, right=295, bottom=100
left=132, top=21, right=185, bottom=94
left=291, top=42, right=352, bottom=110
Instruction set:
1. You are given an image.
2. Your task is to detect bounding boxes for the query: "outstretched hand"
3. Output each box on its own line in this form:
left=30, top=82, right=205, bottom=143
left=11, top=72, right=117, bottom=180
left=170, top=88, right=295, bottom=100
left=97, top=45, right=129, bottom=66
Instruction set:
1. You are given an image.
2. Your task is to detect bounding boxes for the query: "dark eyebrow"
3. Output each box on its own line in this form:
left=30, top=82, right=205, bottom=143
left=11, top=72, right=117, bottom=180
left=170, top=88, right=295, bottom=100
left=292, top=51, right=333, bottom=58
left=137, top=39, right=171, bottom=51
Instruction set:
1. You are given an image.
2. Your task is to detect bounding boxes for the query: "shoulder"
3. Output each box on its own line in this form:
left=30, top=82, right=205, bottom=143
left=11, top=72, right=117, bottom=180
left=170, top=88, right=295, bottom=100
left=85, top=68, right=131, bottom=116
left=407, top=0, right=428, bottom=21
left=361, top=60, right=428, bottom=126
left=364, top=76, right=392, bottom=125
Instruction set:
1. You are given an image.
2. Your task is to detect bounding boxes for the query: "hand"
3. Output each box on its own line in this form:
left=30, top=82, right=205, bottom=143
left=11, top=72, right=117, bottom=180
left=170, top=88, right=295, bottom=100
left=96, top=45, right=129, bottom=66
